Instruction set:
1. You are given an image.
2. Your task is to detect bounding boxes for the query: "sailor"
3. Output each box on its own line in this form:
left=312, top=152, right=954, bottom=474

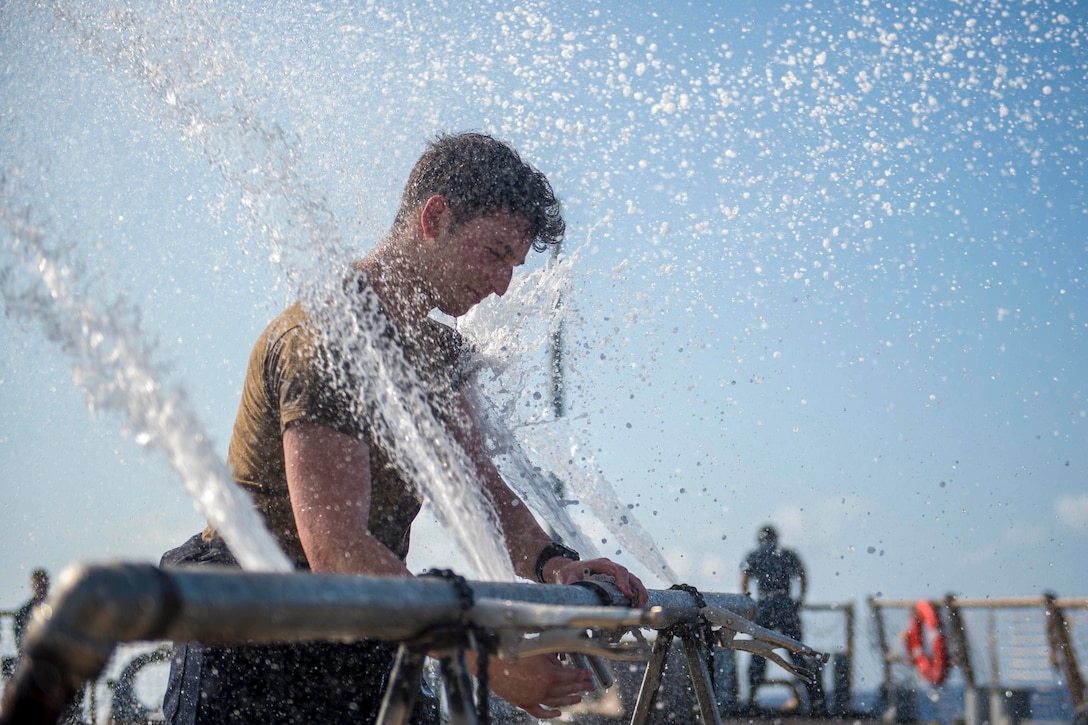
left=741, top=525, right=826, bottom=715
left=12, top=568, right=49, bottom=653
left=160, top=132, right=648, bottom=724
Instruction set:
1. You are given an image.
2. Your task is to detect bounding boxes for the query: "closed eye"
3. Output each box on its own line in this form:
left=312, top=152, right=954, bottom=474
left=499, top=243, right=528, bottom=267
left=489, top=246, right=522, bottom=266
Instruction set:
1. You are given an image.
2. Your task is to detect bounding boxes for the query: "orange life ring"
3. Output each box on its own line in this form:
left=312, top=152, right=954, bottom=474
left=903, top=600, right=949, bottom=685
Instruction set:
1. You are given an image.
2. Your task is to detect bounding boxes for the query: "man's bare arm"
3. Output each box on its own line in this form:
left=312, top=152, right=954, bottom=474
left=283, top=420, right=411, bottom=576
left=452, top=395, right=648, bottom=606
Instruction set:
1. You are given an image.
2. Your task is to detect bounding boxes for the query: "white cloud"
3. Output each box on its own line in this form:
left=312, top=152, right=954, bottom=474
left=772, top=493, right=873, bottom=547
left=1055, top=493, right=1088, bottom=534
left=1000, top=520, right=1050, bottom=547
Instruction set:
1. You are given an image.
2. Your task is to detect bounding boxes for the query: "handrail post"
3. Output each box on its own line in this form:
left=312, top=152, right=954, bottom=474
left=944, top=593, right=974, bottom=686
left=438, top=650, right=479, bottom=725
left=376, top=645, right=427, bottom=725
left=679, top=628, right=724, bottom=725
left=868, top=597, right=893, bottom=694
left=1043, top=592, right=1086, bottom=721
left=630, top=630, right=673, bottom=725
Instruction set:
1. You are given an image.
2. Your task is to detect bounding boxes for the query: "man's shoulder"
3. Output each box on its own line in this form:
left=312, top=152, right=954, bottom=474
left=418, top=317, right=471, bottom=365
left=779, top=547, right=804, bottom=569
left=421, top=316, right=465, bottom=348
left=264, top=302, right=311, bottom=340
left=13, top=597, right=37, bottom=622
left=743, top=547, right=768, bottom=567
left=255, top=303, right=326, bottom=366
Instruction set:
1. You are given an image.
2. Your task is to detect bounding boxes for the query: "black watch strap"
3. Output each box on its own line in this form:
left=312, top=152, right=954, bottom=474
left=535, top=542, right=581, bottom=583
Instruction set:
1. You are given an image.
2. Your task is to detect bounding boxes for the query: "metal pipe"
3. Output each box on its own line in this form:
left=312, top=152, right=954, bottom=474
left=0, top=562, right=753, bottom=725
left=871, top=595, right=1088, bottom=610
left=630, top=629, right=673, bottom=723
left=1043, top=592, right=1086, bottom=718
left=679, top=630, right=724, bottom=725
left=945, top=593, right=975, bottom=687
left=867, top=596, right=893, bottom=695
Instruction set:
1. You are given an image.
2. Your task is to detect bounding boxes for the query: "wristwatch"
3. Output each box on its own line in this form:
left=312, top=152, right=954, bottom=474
left=534, top=542, right=581, bottom=583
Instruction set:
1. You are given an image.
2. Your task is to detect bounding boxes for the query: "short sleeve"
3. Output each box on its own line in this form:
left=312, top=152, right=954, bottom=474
left=269, top=322, right=368, bottom=441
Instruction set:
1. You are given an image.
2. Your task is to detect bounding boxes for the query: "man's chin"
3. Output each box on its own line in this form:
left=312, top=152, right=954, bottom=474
left=439, top=301, right=476, bottom=318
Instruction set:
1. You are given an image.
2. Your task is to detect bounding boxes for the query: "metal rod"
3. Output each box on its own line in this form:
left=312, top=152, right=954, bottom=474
left=867, top=596, right=894, bottom=695
left=679, top=630, right=723, bottom=725
left=376, top=645, right=426, bottom=725
left=439, top=650, right=479, bottom=725
left=584, top=653, right=615, bottom=689
left=871, top=595, right=1088, bottom=610
left=945, top=594, right=975, bottom=687
left=0, top=562, right=754, bottom=725
left=548, top=237, right=565, bottom=419
left=630, top=631, right=673, bottom=725
left=1043, top=592, right=1086, bottom=717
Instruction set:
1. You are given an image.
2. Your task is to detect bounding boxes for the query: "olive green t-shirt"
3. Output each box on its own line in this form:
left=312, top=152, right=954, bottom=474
left=207, top=300, right=466, bottom=568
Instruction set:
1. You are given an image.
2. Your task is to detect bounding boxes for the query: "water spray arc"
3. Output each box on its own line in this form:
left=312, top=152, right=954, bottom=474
left=0, top=187, right=292, bottom=575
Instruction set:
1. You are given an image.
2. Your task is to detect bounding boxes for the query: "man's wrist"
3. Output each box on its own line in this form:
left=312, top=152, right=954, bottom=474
left=534, top=542, right=580, bottom=583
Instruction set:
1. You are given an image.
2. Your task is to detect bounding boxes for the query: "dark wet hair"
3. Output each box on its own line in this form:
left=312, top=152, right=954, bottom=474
left=758, top=525, right=778, bottom=545
left=393, top=132, right=565, bottom=251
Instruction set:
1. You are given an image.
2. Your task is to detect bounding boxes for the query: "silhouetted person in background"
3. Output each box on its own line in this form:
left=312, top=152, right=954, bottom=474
left=12, top=568, right=49, bottom=653
left=741, top=525, right=826, bottom=715
left=9, top=568, right=83, bottom=722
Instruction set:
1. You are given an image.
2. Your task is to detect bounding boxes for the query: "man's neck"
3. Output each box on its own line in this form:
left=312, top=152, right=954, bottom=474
left=356, top=235, right=433, bottom=331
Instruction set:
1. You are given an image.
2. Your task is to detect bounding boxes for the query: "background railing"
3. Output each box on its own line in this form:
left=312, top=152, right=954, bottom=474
left=868, top=594, right=1088, bottom=725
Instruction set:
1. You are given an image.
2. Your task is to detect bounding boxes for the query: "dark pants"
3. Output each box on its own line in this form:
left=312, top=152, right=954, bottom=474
left=160, top=534, right=438, bottom=724
left=747, top=596, right=826, bottom=713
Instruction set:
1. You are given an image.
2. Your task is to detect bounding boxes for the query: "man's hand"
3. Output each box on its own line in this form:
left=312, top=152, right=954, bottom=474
left=485, top=653, right=594, bottom=719
left=551, top=557, right=649, bottom=608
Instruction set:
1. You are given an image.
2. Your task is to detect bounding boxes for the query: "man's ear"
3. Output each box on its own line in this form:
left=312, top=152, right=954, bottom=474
left=419, top=195, right=449, bottom=241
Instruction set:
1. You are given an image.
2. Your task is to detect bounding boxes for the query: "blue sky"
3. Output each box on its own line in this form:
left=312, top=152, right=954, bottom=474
left=1, top=0, right=1085, bottom=666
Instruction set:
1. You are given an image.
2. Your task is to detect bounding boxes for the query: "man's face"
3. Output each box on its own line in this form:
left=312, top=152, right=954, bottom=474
left=430, top=209, right=534, bottom=317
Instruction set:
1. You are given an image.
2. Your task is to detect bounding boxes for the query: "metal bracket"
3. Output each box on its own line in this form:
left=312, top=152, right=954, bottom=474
left=701, top=604, right=828, bottom=684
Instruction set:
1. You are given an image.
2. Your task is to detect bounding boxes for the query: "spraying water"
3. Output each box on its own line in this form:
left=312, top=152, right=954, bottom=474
left=34, top=1, right=524, bottom=580
left=3, top=0, right=672, bottom=583
left=0, top=182, right=291, bottom=573
left=461, top=252, right=680, bottom=582
left=2, top=0, right=1086, bottom=607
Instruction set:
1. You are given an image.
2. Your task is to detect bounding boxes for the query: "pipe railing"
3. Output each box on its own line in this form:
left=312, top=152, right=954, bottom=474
left=869, top=593, right=1087, bottom=725
left=1, top=562, right=813, bottom=725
